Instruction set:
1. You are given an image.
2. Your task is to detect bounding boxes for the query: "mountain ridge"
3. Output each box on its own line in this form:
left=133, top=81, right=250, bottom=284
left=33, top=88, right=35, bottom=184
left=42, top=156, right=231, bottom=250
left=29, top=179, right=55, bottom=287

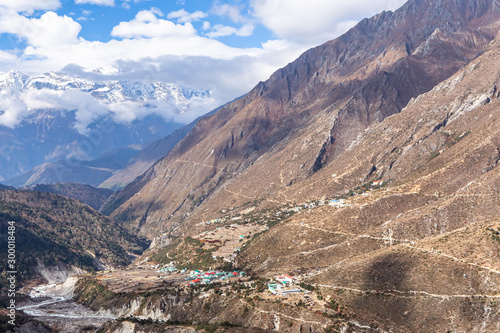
left=0, top=189, right=149, bottom=286
left=0, top=70, right=215, bottom=183
left=105, top=0, right=500, bottom=238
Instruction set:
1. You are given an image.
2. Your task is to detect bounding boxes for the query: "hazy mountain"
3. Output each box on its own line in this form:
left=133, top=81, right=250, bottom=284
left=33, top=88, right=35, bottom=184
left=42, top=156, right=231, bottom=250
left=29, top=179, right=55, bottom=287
left=99, top=104, right=223, bottom=190
left=4, top=146, right=141, bottom=188
left=104, top=0, right=500, bottom=236
left=0, top=70, right=214, bottom=183
left=0, top=183, right=15, bottom=191
left=23, top=183, right=114, bottom=211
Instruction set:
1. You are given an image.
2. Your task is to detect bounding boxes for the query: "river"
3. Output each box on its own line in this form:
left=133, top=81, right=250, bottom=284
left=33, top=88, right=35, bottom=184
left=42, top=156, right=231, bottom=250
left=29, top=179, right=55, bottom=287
left=18, top=278, right=115, bottom=332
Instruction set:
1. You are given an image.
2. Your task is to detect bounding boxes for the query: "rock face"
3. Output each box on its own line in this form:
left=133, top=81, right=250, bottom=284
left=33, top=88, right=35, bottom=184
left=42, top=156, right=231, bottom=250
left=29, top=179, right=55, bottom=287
left=74, top=278, right=328, bottom=333
left=105, top=0, right=500, bottom=237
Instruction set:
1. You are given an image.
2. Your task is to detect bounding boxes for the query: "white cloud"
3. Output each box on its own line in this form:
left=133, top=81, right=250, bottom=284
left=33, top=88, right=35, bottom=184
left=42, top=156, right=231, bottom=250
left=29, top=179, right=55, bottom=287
left=167, top=9, right=207, bottom=23
left=237, top=23, right=254, bottom=37
left=204, top=3, right=255, bottom=39
left=211, top=3, right=246, bottom=23
left=69, top=38, right=305, bottom=107
left=205, top=23, right=254, bottom=38
left=0, top=85, right=218, bottom=134
left=205, top=24, right=237, bottom=38
left=75, top=0, right=115, bottom=6
left=0, top=50, right=18, bottom=63
left=0, top=10, right=81, bottom=47
left=15, top=89, right=109, bottom=133
left=77, top=10, right=92, bottom=21
left=0, top=96, right=29, bottom=128
left=121, top=0, right=152, bottom=9
left=0, top=0, right=61, bottom=14
left=111, top=9, right=196, bottom=38
left=251, top=0, right=407, bottom=44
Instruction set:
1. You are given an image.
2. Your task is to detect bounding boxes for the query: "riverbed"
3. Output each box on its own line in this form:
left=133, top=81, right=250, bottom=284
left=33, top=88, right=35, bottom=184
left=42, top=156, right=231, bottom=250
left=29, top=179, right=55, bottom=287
left=18, top=277, right=115, bottom=332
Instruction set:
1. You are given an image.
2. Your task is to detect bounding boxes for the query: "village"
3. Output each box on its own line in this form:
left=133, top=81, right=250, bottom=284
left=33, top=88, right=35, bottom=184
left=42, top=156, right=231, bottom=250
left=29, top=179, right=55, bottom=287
left=93, top=260, right=328, bottom=312
left=193, top=179, right=387, bottom=230
left=160, top=264, right=329, bottom=308
left=91, top=180, right=388, bottom=313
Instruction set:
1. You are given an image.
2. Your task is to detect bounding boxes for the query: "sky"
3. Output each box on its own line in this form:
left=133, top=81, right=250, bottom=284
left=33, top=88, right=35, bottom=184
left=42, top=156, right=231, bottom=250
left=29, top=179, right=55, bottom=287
left=0, top=0, right=407, bottom=129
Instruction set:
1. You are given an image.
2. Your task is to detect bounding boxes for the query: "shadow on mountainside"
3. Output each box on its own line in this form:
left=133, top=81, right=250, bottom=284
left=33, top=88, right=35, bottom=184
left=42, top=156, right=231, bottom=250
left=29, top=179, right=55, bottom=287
left=351, top=253, right=412, bottom=329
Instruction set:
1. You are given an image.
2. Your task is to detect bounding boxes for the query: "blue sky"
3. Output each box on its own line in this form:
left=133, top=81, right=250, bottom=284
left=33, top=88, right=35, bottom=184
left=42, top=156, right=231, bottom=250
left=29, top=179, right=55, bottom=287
left=0, top=0, right=407, bottom=125
left=46, top=0, right=273, bottom=48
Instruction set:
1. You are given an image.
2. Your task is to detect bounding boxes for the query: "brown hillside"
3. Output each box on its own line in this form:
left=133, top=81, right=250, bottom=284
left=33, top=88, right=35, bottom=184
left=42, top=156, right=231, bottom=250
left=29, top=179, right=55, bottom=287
left=105, top=0, right=500, bottom=238
left=233, top=32, right=500, bottom=332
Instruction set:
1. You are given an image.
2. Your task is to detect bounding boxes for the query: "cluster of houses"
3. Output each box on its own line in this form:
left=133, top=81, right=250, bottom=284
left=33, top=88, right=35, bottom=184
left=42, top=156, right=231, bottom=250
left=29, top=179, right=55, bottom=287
left=203, top=217, right=225, bottom=225
left=195, top=180, right=388, bottom=230
left=186, top=270, right=247, bottom=285
left=155, top=264, right=185, bottom=274
left=267, top=274, right=305, bottom=296
left=155, top=263, right=247, bottom=285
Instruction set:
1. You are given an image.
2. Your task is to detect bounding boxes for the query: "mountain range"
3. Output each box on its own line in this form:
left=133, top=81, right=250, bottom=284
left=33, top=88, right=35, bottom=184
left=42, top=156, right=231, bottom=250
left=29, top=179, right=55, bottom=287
left=0, top=70, right=214, bottom=186
left=105, top=0, right=500, bottom=236
left=95, top=0, right=500, bottom=331
left=4, top=0, right=500, bottom=332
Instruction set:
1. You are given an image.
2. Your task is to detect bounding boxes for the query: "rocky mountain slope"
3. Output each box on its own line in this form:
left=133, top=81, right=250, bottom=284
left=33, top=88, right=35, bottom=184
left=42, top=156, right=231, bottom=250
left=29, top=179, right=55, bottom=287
left=100, top=107, right=221, bottom=190
left=83, top=0, right=500, bottom=331
left=0, top=70, right=214, bottom=184
left=95, top=27, right=500, bottom=333
left=105, top=0, right=500, bottom=238
left=232, top=33, right=500, bottom=331
left=0, top=189, right=149, bottom=288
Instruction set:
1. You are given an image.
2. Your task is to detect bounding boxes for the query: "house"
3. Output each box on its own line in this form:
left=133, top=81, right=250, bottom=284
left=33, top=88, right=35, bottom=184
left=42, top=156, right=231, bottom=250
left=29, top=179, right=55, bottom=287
left=328, top=199, right=347, bottom=207
left=268, top=283, right=278, bottom=294
left=281, top=289, right=301, bottom=295
left=283, top=274, right=297, bottom=282
left=275, top=274, right=297, bottom=285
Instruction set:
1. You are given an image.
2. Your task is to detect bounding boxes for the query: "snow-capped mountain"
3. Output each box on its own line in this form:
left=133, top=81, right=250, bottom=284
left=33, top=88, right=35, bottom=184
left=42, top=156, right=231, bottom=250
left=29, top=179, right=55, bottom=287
left=0, top=70, right=216, bottom=184
left=0, top=69, right=212, bottom=112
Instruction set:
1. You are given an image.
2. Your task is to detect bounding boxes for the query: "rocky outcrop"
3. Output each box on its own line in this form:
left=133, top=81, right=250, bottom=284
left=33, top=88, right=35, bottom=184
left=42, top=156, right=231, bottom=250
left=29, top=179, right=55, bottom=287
left=74, top=278, right=329, bottom=332
left=34, top=261, right=86, bottom=285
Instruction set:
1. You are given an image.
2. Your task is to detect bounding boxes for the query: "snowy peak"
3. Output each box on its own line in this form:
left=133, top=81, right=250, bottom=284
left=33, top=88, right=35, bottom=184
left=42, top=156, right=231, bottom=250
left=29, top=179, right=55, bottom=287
left=0, top=70, right=28, bottom=93
left=0, top=69, right=217, bottom=184
left=0, top=70, right=212, bottom=107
